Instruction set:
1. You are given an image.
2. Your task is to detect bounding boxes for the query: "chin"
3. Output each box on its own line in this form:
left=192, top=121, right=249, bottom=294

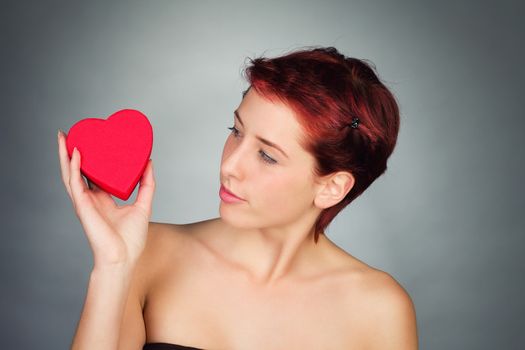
left=218, top=203, right=258, bottom=229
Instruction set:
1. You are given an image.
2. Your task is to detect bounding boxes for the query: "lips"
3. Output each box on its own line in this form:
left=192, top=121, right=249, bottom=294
left=221, top=184, right=244, bottom=200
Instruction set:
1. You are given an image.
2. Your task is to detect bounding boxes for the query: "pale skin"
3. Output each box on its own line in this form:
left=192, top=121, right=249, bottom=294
left=58, top=88, right=418, bottom=349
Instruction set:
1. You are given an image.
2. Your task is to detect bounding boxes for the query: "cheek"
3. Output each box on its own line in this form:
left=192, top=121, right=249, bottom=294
left=254, top=171, right=314, bottom=211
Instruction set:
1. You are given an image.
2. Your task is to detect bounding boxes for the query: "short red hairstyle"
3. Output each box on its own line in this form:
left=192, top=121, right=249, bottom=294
left=242, top=46, right=400, bottom=243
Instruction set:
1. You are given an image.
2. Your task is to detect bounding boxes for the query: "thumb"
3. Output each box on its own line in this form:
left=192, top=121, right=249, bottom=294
left=135, top=159, right=155, bottom=215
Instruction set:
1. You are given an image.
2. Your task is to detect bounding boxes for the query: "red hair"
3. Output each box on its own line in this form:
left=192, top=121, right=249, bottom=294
left=242, top=46, right=400, bottom=243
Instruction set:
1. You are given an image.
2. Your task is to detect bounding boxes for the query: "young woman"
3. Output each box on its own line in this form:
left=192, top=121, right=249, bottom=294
left=58, top=46, right=418, bottom=350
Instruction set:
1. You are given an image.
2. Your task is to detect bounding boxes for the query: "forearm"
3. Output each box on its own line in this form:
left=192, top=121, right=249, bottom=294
left=70, top=264, right=135, bottom=350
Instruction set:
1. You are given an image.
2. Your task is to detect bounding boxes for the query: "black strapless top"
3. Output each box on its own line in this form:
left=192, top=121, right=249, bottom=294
left=143, top=342, right=204, bottom=350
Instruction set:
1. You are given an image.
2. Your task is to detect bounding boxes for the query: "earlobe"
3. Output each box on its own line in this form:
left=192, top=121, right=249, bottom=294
left=314, top=172, right=355, bottom=209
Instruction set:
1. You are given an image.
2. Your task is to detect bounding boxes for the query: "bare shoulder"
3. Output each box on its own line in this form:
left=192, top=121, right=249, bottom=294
left=361, top=268, right=417, bottom=328
left=131, top=221, right=192, bottom=305
left=140, top=219, right=211, bottom=260
left=132, top=219, right=218, bottom=300
left=338, top=260, right=418, bottom=349
left=117, top=221, right=197, bottom=349
left=138, top=221, right=186, bottom=265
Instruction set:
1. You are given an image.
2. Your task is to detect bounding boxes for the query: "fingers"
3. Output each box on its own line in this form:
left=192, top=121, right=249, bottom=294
left=58, top=132, right=92, bottom=212
left=87, top=178, right=118, bottom=210
left=58, top=130, right=153, bottom=217
left=135, top=159, right=156, bottom=216
left=57, top=130, right=73, bottom=200
left=69, top=147, right=89, bottom=211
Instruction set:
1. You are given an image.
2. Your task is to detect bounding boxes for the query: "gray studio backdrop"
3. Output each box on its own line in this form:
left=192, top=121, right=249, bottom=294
left=2, top=0, right=524, bottom=349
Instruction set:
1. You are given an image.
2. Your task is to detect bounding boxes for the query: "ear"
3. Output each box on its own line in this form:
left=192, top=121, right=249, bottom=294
left=314, top=171, right=355, bottom=209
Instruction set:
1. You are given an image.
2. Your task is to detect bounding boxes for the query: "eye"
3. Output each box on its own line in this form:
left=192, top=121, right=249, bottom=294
left=227, top=126, right=240, bottom=138
left=227, top=125, right=278, bottom=165
left=259, top=150, right=277, bottom=164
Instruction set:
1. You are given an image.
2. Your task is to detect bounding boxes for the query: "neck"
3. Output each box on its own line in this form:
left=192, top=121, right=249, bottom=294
left=219, top=211, right=329, bottom=288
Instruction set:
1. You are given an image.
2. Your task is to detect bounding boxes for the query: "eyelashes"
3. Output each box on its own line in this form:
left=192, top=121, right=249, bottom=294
left=258, top=150, right=277, bottom=164
left=227, top=126, right=240, bottom=137
left=227, top=126, right=277, bottom=164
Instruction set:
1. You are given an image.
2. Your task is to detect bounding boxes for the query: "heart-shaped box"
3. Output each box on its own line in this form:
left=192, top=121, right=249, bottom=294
left=66, top=109, right=153, bottom=200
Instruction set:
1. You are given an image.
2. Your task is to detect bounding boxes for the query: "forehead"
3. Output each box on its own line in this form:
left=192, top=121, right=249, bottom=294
left=236, top=89, right=308, bottom=155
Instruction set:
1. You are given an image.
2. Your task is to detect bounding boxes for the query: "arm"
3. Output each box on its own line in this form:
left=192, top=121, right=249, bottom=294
left=58, top=130, right=155, bottom=349
left=71, top=222, right=167, bottom=349
left=71, top=221, right=163, bottom=349
left=71, top=263, right=138, bottom=349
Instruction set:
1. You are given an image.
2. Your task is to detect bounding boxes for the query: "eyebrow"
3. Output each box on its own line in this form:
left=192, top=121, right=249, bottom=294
left=234, top=110, right=289, bottom=159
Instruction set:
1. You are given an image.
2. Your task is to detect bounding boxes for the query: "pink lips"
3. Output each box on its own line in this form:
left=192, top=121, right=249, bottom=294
left=219, top=185, right=245, bottom=203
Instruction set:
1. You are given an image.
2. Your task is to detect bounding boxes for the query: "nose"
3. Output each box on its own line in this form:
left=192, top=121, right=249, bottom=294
left=220, top=138, right=247, bottom=181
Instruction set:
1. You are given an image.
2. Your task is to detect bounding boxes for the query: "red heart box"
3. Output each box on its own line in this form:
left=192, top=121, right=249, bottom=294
left=66, top=109, right=153, bottom=201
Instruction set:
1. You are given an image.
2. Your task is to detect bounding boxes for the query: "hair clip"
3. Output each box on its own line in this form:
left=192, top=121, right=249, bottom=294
left=350, top=117, right=360, bottom=129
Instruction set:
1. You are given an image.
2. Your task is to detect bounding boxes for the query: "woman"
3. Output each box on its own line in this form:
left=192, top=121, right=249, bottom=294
left=58, top=46, right=418, bottom=350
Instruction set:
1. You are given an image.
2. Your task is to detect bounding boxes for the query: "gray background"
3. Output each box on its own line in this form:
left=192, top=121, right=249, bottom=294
left=2, top=0, right=524, bottom=348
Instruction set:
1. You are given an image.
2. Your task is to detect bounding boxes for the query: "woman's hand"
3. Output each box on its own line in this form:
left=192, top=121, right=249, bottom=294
left=57, top=129, right=156, bottom=269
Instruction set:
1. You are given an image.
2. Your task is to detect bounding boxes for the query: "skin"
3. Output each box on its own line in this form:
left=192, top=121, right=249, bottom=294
left=58, top=88, right=418, bottom=349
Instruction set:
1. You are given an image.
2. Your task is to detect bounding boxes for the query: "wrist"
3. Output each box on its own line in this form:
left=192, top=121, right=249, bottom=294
left=91, top=261, right=136, bottom=277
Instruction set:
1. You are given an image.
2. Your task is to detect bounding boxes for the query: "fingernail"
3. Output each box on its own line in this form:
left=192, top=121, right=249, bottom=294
left=57, top=129, right=61, bottom=139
